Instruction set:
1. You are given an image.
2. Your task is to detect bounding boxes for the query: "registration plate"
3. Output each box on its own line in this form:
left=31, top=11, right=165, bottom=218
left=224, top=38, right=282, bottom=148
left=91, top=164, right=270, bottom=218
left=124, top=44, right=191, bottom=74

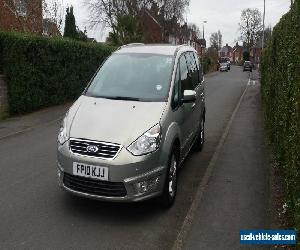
left=73, top=162, right=108, bottom=181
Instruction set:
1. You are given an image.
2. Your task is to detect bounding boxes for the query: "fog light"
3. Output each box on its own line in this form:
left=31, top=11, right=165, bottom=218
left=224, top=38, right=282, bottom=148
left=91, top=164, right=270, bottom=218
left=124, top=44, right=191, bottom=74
left=135, top=176, right=160, bottom=194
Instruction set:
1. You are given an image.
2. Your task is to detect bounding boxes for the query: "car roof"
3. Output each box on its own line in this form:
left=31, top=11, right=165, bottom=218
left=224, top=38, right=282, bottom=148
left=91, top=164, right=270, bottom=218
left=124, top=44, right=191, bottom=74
left=114, top=43, right=196, bottom=56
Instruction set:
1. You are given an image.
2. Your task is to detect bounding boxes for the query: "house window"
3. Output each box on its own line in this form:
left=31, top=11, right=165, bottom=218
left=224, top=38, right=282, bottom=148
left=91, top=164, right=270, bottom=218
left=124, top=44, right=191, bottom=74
left=14, top=0, right=27, bottom=17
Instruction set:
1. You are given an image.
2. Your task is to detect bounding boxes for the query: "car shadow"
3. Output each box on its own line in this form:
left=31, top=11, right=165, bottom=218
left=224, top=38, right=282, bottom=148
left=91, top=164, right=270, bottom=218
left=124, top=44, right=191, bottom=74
left=59, top=190, right=169, bottom=225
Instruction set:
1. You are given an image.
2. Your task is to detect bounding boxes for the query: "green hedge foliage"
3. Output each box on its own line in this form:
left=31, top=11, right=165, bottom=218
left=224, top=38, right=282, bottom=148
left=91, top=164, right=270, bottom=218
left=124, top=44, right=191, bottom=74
left=0, top=32, right=115, bottom=114
left=261, top=0, right=300, bottom=231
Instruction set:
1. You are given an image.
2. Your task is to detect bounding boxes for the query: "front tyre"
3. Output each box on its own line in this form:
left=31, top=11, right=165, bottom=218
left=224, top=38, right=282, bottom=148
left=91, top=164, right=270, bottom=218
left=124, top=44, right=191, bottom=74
left=160, top=148, right=178, bottom=207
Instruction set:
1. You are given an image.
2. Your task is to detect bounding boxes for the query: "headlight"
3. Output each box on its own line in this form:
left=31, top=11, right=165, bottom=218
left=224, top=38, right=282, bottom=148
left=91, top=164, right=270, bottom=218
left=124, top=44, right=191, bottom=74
left=58, top=115, right=68, bottom=145
left=127, top=124, right=161, bottom=156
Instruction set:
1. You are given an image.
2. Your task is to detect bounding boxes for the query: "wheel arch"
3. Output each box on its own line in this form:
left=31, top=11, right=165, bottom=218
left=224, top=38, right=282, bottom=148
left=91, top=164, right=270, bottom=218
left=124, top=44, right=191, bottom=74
left=162, top=122, right=181, bottom=164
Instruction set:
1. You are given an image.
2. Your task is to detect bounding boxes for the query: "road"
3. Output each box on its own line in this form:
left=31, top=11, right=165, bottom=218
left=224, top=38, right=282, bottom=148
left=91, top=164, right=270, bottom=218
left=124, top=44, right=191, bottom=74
left=0, top=66, right=261, bottom=249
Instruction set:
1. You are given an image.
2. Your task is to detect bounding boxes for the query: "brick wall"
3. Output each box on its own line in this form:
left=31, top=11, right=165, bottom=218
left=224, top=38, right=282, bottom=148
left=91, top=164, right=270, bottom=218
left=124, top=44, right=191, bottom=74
left=0, top=0, right=43, bottom=34
left=0, top=75, right=8, bottom=119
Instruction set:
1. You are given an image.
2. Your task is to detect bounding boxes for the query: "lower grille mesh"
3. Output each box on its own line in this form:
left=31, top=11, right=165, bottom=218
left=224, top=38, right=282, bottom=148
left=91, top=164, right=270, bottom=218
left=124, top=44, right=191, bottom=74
left=63, top=173, right=127, bottom=197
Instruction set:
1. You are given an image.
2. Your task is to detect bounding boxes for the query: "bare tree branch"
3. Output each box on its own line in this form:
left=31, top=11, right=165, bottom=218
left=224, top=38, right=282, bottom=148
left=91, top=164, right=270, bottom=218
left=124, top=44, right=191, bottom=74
left=239, top=8, right=263, bottom=49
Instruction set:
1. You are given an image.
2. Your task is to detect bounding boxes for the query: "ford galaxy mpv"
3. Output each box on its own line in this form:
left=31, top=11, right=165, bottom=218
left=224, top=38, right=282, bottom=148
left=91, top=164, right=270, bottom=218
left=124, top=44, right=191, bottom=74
left=57, top=44, right=206, bottom=207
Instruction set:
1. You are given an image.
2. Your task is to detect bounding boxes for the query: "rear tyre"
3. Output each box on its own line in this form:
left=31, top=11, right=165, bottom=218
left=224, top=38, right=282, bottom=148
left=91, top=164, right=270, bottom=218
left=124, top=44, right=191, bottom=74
left=193, top=118, right=205, bottom=152
left=160, top=148, right=178, bottom=208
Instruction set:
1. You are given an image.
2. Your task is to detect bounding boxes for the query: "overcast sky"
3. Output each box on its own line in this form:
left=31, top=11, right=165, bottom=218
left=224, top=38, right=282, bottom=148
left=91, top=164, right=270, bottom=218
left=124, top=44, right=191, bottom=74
left=65, top=0, right=291, bottom=46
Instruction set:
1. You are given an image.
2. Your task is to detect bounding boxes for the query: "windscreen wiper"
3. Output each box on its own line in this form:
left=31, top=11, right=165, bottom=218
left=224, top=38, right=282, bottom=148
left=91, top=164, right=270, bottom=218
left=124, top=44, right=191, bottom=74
left=100, top=96, right=141, bottom=101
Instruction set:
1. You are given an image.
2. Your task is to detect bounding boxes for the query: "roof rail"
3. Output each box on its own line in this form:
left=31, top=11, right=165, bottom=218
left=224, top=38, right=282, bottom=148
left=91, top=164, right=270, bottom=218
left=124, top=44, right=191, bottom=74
left=174, top=44, right=189, bottom=56
left=118, top=43, right=145, bottom=50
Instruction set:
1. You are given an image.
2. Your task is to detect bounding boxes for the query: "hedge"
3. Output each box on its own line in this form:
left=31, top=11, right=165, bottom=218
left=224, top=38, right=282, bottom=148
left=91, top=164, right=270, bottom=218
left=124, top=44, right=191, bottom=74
left=0, top=32, right=116, bottom=114
left=261, top=0, right=300, bottom=233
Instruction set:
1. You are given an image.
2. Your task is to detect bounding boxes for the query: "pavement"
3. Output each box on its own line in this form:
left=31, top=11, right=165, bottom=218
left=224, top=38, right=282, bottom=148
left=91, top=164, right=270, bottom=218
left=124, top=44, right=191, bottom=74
left=0, top=103, right=70, bottom=139
left=180, top=69, right=269, bottom=250
left=0, top=66, right=270, bottom=249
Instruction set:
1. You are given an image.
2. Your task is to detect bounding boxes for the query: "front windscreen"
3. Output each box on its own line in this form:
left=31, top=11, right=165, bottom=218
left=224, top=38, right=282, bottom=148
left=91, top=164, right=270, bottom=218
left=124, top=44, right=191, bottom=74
left=85, top=53, right=174, bottom=101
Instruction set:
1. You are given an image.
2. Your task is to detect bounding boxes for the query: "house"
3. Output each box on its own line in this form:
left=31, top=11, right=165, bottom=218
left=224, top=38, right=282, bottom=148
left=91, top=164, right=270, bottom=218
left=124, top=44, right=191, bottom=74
left=138, top=9, right=206, bottom=56
left=165, top=19, right=181, bottom=45
left=218, top=44, right=232, bottom=60
left=174, top=23, right=206, bottom=57
left=139, top=9, right=162, bottom=43
left=42, top=18, right=61, bottom=37
left=250, top=40, right=262, bottom=65
left=232, top=42, right=244, bottom=63
left=87, top=38, right=97, bottom=43
left=0, top=0, right=43, bottom=34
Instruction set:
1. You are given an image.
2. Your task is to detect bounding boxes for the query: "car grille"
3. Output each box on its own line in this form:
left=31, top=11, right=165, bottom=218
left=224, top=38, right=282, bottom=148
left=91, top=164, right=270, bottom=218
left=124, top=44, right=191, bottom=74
left=70, top=138, right=121, bottom=159
left=63, top=173, right=127, bottom=197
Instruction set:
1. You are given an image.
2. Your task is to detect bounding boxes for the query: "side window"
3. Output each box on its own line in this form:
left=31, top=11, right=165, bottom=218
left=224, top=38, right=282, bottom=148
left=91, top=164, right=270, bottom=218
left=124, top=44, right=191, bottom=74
left=193, top=52, right=203, bottom=82
left=171, top=64, right=181, bottom=109
left=186, top=52, right=199, bottom=88
left=180, top=54, right=193, bottom=93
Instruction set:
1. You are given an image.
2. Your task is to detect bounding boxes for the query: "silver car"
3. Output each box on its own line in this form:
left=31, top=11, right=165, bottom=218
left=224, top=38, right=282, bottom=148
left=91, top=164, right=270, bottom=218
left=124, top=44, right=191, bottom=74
left=219, top=62, right=229, bottom=72
left=57, top=44, right=206, bottom=207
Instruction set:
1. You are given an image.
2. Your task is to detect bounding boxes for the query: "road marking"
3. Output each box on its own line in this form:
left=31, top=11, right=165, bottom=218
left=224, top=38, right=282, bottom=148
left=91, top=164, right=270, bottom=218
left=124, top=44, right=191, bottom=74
left=172, top=84, right=249, bottom=250
left=247, top=79, right=256, bottom=86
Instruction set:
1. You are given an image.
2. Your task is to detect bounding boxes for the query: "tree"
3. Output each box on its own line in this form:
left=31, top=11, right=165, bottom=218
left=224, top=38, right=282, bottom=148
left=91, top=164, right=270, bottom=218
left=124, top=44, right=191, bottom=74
left=106, top=14, right=144, bottom=45
left=43, top=0, right=64, bottom=33
left=243, top=51, right=250, bottom=61
left=63, top=6, right=78, bottom=39
left=85, top=0, right=190, bottom=42
left=63, top=6, right=90, bottom=41
left=188, top=23, right=201, bottom=39
left=77, top=27, right=88, bottom=41
left=209, top=30, right=222, bottom=51
left=239, top=8, right=262, bottom=49
left=258, top=26, right=272, bottom=47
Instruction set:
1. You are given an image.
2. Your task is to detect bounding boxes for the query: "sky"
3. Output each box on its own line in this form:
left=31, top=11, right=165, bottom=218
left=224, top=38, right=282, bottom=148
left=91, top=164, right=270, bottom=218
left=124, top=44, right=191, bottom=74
left=65, top=0, right=291, bottom=47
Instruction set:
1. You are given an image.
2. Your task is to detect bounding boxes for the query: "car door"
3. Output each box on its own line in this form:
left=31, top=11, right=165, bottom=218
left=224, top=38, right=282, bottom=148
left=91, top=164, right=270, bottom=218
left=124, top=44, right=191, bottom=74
left=178, top=53, right=197, bottom=154
left=185, top=52, right=203, bottom=136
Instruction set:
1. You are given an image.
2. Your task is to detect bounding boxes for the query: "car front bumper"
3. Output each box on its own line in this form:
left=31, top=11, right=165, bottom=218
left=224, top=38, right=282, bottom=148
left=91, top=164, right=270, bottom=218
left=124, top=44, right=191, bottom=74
left=57, top=140, right=168, bottom=202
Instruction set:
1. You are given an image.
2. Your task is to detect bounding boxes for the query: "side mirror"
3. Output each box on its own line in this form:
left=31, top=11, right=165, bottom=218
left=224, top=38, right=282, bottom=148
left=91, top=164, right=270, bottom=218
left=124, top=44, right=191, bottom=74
left=182, top=90, right=196, bottom=103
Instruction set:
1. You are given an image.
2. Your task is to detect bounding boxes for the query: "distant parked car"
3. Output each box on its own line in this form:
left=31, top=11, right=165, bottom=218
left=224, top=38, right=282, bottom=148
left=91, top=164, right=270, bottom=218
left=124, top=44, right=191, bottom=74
left=219, top=57, right=230, bottom=71
left=220, top=62, right=229, bottom=72
left=226, top=60, right=231, bottom=70
left=243, top=61, right=252, bottom=72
